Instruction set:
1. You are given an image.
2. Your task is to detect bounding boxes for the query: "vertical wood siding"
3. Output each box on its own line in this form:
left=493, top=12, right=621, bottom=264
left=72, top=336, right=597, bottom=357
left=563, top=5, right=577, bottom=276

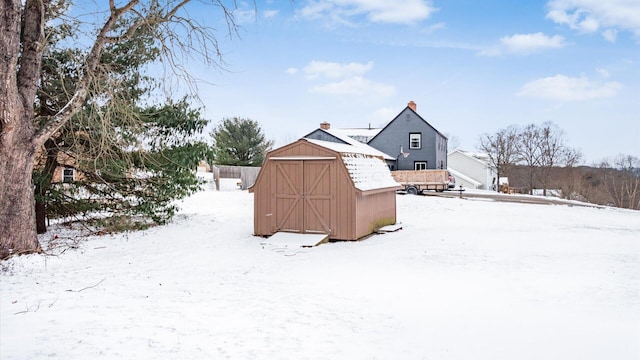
left=252, top=140, right=397, bottom=240
left=354, top=191, right=397, bottom=239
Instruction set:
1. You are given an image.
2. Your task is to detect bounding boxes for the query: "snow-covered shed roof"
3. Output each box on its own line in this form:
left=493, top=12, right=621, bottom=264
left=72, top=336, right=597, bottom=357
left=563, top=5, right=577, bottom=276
left=303, top=138, right=399, bottom=192
left=341, top=153, right=400, bottom=191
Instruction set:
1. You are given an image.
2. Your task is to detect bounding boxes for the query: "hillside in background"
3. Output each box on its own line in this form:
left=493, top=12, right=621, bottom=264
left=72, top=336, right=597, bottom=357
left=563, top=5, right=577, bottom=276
left=505, top=165, right=640, bottom=210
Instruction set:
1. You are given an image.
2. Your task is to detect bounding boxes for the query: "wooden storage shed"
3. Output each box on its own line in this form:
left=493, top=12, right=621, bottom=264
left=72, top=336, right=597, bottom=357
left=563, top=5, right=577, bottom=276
left=249, top=138, right=401, bottom=241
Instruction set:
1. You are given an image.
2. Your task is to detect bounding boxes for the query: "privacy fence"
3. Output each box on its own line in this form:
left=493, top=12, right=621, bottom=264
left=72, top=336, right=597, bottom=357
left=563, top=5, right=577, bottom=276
left=211, top=165, right=261, bottom=190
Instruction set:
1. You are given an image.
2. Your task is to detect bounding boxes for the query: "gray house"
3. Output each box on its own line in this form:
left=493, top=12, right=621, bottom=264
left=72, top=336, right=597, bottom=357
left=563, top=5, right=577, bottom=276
left=368, top=101, right=448, bottom=171
left=305, top=101, right=448, bottom=171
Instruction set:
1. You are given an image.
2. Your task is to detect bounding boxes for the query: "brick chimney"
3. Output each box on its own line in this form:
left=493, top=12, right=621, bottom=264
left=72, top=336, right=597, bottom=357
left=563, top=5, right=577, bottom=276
left=408, top=100, right=417, bottom=111
left=320, top=122, right=330, bottom=130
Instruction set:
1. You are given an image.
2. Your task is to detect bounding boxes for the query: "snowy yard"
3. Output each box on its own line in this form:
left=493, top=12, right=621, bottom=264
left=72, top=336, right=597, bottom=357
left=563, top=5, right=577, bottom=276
left=1, top=178, right=639, bottom=359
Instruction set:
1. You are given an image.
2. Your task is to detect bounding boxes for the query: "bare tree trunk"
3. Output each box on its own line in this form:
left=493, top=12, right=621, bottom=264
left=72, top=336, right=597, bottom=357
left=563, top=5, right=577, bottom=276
left=1, top=0, right=44, bottom=258
left=34, top=139, right=59, bottom=234
left=35, top=197, right=47, bottom=234
left=0, top=138, right=42, bottom=259
left=527, top=168, right=536, bottom=195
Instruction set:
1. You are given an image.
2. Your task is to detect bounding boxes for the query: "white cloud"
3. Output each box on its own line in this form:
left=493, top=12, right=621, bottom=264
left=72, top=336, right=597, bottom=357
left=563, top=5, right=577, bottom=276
left=297, top=0, right=436, bottom=26
left=517, top=74, right=623, bottom=101
left=500, top=32, right=567, bottom=54
left=296, top=60, right=395, bottom=98
left=285, top=67, right=299, bottom=75
left=602, top=28, right=618, bottom=42
left=421, top=22, right=445, bottom=34
left=234, top=6, right=278, bottom=23
left=234, top=9, right=256, bottom=24
left=298, top=1, right=333, bottom=20
left=595, top=68, right=610, bottom=78
left=546, top=0, right=640, bottom=40
left=481, top=32, right=566, bottom=56
left=310, top=76, right=396, bottom=97
left=478, top=46, right=501, bottom=57
left=263, top=9, right=279, bottom=19
left=303, top=61, right=374, bottom=79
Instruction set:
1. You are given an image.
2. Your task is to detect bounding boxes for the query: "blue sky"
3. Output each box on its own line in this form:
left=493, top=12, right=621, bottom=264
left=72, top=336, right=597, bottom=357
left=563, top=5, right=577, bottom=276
left=187, top=0, right=639, bottom=164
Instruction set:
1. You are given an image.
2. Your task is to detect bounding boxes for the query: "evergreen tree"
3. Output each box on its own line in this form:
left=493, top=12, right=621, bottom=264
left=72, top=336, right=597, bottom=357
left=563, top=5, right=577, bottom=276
left=2, top=0, right=242, bottom=258
left=32, top=11, right=209, bottom=233
left=42, top=99, right=211, bottom=231
left=210, top=117, right=273, bottom=166
left=33, top=11, right=161, bottom=233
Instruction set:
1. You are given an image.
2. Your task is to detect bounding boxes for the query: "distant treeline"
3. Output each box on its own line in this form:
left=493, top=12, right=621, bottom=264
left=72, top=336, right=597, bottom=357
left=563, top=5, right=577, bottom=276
left=505, top=165, right=640, bottom=210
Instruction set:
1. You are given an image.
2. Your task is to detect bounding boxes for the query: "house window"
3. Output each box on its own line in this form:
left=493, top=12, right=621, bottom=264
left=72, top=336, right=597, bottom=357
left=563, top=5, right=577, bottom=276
left=409, top=133, right=421, bottom=149
left=62, top=168, right=74, bottom=183
left=414, top=162, right=427, bottom=170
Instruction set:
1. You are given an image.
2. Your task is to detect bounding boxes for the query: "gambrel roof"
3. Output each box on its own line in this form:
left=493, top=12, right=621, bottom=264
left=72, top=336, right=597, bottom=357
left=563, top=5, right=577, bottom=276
left=302, top=138, right=399, bottom=191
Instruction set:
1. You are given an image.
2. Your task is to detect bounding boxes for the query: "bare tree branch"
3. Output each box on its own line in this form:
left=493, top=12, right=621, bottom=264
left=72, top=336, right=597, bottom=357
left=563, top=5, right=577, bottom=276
left=478, top=126, right=518, bottom=192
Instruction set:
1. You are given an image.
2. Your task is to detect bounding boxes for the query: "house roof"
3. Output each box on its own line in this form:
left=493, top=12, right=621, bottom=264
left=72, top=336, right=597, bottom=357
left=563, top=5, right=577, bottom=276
left=302, top=138, right=400, bottom=192
left=369, top=105, right=448, bottom=143
left=333, top=127, right=382, bottom=143
left=448, top=149, right=491, bottom=167
left=306, top=129, right=395, bottom=161
left=448, top=167, right=483, bottom=187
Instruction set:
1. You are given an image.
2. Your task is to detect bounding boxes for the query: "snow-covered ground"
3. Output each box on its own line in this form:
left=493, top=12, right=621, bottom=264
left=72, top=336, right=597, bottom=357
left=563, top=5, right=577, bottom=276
left=1, top=177, right=639, bottom=359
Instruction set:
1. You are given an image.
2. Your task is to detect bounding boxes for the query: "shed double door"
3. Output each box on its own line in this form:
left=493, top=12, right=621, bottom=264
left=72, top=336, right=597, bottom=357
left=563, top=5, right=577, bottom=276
left=272, top=160, right=333, bottom=235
